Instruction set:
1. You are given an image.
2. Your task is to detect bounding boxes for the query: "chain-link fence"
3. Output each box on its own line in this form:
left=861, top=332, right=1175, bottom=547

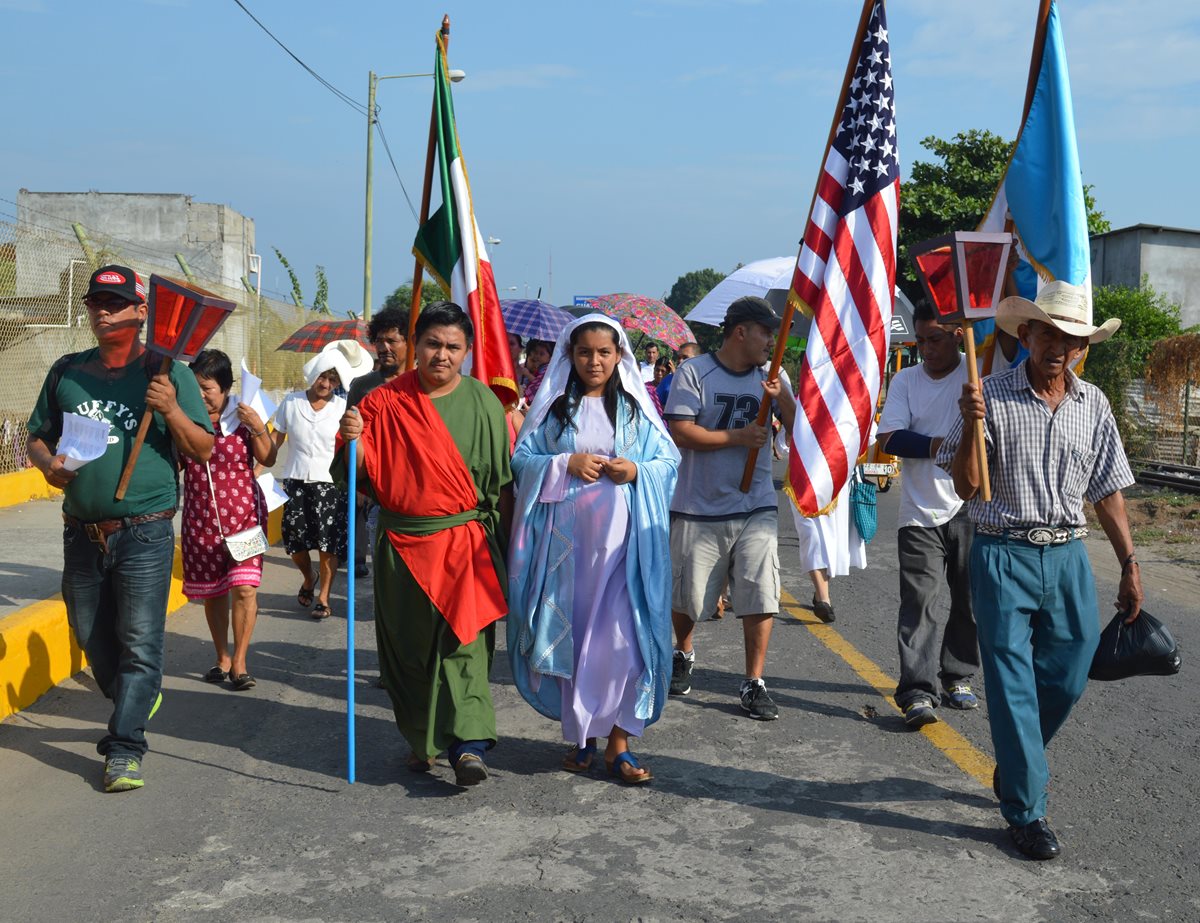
left=0, top=216, right=321, bottom=476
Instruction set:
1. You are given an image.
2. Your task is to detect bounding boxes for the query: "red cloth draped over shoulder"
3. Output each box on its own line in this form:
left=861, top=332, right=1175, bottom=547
left=344, top=370, right=506, bottom=645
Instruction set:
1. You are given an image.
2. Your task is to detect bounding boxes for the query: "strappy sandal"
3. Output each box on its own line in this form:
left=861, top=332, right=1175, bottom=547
left=297, top=583, right=316, bottom=607
left=311, top=603, right=332, bottom=620
left=606, top=751, right=652, bottom=785
left=562, top=743, right=597, bottom=773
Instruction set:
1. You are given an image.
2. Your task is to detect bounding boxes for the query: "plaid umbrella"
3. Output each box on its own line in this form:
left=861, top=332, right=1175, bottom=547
left=500, top=299, right=572, bottom=342
left=276, top=319, right=370, bottom=353
left=588, top=293, right=693, bottom=350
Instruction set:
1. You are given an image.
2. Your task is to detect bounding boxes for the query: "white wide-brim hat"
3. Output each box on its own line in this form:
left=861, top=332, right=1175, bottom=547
left=996, top=280, right=1120, bottom=344
left=302, top=339, right=374, bottom=388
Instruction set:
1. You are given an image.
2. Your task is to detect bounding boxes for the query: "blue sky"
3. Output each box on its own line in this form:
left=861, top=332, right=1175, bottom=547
left=3, top=0, right=1198, bottom=312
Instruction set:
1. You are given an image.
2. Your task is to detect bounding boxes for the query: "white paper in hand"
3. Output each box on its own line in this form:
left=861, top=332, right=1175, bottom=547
left=256, top=472, right=289, bottom=513
left=241, top=359, right=278, bottom=423
left=58, top=412, right=112, bottom=471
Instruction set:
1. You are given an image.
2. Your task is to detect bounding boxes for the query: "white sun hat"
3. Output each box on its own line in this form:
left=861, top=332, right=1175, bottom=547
left=302, top=339, right=374, bottom=388
left=996, top=281, right=1120, bottom=344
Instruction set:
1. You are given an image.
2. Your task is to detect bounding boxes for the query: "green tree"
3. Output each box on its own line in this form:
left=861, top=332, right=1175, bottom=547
left=1085, top=278, right=1185, bottom=454
left=381, top=273, right=444, bottom=315
left=899, top=130, right=1108, bottom=304
left=666, top=267, right=726, bottom=353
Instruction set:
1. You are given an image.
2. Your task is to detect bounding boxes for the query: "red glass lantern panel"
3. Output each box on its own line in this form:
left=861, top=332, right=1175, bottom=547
left=960, top=238, right=1008, bottom=313
left=912, top=246, right=959, bottom=319
left=148, top=284, right=193, bottom=354
left=182, top=304, right=233, bottom=358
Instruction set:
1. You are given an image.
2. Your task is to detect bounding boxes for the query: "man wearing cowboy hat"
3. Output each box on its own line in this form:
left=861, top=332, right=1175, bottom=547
left=936, top=280, right=1143, bottom=861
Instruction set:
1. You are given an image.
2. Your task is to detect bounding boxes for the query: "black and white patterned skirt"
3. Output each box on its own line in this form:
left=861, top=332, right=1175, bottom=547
left=281, top=479, right=348, bottom=558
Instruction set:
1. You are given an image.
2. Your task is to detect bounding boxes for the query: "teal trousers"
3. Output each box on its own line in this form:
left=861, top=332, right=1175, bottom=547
left=970, top=535, right=1100, bottom=827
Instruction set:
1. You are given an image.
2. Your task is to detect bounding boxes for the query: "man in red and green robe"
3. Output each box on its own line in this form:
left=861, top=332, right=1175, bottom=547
left=336, top=309, right=511, bottom=785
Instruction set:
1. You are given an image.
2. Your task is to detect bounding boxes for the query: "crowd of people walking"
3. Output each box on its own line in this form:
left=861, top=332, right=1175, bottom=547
left=26, top=265, right=1144, bottom=863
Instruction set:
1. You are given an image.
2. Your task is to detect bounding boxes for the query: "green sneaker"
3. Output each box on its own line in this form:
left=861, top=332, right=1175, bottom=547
left=104, top=755, right=144, bottom=793
left=149, top=691, right=162, bottom=721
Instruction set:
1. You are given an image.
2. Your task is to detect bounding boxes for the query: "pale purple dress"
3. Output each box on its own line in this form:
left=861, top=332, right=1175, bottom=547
left=538, top=397, right=645, bottom=744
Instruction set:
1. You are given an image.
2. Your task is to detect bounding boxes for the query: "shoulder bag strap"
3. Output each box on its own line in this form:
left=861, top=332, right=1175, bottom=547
left=205, top=461, right=227, bottom=539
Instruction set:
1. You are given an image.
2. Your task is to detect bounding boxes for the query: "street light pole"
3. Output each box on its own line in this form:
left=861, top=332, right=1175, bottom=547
left=362, top=71, right=378, bottom=320
left=360, top=64, right=465, bottom=323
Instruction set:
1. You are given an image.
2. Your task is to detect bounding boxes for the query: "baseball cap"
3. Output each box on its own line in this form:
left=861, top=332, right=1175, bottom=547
left=85, top=265, right=146, bottom=304
left=723, top=295, right=781, bottom=332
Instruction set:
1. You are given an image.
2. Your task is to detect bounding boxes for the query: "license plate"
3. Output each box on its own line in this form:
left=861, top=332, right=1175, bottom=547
left=860, top=463, right=896, bottom=477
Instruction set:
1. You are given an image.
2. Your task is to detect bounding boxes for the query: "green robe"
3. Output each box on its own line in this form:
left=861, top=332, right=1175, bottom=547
left=338, top=374, right=511, bottom=760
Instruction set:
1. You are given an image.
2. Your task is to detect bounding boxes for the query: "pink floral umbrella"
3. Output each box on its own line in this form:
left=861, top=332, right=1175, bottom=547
left=587, top=293, right=694, bottom=350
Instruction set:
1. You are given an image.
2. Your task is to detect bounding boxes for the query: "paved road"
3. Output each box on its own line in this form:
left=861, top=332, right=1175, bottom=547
left=0, top=482, right=1194, bottom=922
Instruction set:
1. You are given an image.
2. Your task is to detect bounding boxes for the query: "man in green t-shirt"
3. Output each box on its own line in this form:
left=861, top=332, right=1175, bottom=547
left=26, top=265, right=213, bottom=793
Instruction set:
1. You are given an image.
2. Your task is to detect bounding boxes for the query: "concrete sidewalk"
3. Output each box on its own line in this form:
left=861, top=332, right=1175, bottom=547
left=0, top=494, right=71, bottom=617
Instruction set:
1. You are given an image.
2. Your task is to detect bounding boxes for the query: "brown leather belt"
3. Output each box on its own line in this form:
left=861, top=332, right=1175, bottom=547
left=63, top=508, right=175, bottom=552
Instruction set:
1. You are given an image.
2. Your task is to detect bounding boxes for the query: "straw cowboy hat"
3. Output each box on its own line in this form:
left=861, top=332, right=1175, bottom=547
left=996, top=281, right=1121, bottom=344
left=302, top=339, right=374, bottom=388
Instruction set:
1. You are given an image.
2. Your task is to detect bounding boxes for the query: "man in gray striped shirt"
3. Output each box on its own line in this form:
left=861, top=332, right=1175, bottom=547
left=936, top=281, right=1144, bottom=861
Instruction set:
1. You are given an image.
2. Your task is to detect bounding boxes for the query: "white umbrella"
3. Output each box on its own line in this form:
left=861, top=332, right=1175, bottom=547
left=686, top=257, right=796, bottom=326
left=687, top=257, right=812, bottom=338
left=689, top=257, right=914, bottom=346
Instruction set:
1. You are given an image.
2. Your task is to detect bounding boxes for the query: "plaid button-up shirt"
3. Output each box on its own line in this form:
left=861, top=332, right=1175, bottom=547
left=935, top=360, right=1134, bottom=529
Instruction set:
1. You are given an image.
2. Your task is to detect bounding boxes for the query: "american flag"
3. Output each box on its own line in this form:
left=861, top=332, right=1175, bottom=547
left=788, top=0, right=898, bottom=516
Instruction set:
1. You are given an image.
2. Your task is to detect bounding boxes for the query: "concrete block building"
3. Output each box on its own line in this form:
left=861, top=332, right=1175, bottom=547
left=1090, top=224, right=1200, bottom=329
left=15, top=189, right=255, bottom=293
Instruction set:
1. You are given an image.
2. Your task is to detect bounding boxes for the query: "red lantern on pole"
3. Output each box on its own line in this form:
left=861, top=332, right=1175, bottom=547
left=114, top=275, right=237, bottom=500
left=909, top=231, right=1013, bottom=503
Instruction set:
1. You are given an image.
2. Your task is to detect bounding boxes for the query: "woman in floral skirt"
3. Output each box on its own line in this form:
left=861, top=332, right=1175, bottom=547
left=182, top=349, right=276, bottom=691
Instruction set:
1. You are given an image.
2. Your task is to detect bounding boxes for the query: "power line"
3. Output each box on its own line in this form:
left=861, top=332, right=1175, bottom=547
left=231, top=1, right=424, bottom=225
left=230, top=0, right=367, bottom=117
left=374, top=117, right=420, bottom=224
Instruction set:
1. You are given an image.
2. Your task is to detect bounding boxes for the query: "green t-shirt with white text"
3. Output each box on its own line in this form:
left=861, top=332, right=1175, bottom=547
left=27, top=349, right=212, bottom=521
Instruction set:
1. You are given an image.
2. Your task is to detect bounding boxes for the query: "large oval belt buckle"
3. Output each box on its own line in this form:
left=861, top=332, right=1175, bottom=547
left=1027, top=527, right=1054, bottom=546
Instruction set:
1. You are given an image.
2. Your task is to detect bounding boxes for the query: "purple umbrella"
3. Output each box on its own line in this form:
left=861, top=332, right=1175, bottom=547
left=501, top=299, right=572, bottom=342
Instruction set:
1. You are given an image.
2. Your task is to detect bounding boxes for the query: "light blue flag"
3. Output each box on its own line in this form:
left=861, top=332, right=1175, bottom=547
left=978, top=0, right=1090, bottom=368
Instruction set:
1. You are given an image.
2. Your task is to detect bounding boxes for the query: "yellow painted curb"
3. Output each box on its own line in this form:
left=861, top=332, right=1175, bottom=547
left=0, top=469, right=61, bottom=508
left=780, top=588, right=996, bottom=789
left=0, top=545, right=188, bottom=723
left=267, top=506, right=283, bottom=546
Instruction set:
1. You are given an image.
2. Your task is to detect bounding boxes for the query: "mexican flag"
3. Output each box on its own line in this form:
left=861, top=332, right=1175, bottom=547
left=412, top=33, right=517, bottom=407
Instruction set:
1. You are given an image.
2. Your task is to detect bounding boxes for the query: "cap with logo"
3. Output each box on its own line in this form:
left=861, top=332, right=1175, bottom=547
left=85, top=265, right=146, bottom=305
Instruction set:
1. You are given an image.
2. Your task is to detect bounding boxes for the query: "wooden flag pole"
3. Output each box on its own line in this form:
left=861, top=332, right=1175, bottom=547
left=961, top=322, right=992, bottom=502
left=406, top=14, right=451, bottom=371
left=739, top=0, right=876, bottom=494
left=114, top=353, right=172, bottom=501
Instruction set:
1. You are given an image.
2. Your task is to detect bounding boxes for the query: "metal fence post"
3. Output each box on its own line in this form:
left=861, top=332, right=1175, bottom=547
left=1183, top=358, right=1193, bottom=465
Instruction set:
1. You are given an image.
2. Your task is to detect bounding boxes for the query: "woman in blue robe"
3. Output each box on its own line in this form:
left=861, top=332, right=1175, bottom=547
left=508, top=315, right=679, bottom=784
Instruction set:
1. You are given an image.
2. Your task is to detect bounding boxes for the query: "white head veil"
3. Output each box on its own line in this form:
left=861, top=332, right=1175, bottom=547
left=517, top=313, right=670, bottom=446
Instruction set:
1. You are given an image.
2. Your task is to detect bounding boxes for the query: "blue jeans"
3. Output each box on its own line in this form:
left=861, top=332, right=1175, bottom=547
left=970, top=535, right=1099, bottom=827
left=62, top=517, right=175, bottom=758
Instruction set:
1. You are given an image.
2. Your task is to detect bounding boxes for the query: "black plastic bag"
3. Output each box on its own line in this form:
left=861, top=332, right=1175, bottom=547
left=1089, top=608, right=1182, bottom=681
